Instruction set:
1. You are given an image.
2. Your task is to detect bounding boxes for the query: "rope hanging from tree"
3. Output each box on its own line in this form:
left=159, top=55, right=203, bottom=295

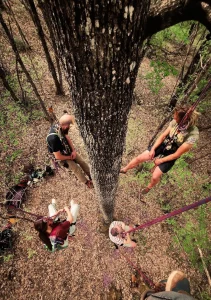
left=178, top=79, right=211, bottom=130
left=123, top=196, right=211, bottom=236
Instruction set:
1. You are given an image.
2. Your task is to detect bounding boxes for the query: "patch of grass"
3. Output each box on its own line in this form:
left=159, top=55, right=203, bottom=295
left=27, top=249, right=37, bottom=259
left=3, top=254, right=14, bottom=262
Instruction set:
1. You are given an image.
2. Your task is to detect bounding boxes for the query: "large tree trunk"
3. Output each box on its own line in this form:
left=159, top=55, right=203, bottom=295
left=42, top=0, right=150, bottom=222
left=41, top=0, right=211, bottom=222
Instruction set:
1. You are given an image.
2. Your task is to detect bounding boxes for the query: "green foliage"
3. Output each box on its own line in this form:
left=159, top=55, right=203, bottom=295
left=150, top=21, right=194, bottom=49
left=21, top=232, right=33, bottom=241
left=198, top=291, right=211, bottom=300
left=166, top=218, right=177, bottom=227
left=172, top=206, right=211, bottom=272
left=27, top=249, right=37, bottom=259
left=144, top=60, right=178, bottom=94
left=3, top=254, right=14, bottom=262
left=0, top=74, right=42, bottom=185
left=6, top=149, right=23, bottom=163
left=14, top=37, right=30, bottom=52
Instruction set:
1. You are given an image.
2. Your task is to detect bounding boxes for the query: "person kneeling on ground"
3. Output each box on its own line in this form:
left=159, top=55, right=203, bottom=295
left=109, top=221, right=136, bottom=248
left=34, top=199, right=79, bottom=252
left=121, top=106, right=199, bottom=195
left=46, top=113, right=93, bottom=188
left=141, top=270, right=196, bottom=299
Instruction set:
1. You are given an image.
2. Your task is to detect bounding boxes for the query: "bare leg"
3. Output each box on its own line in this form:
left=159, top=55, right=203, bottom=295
left=69, top=200, right=80, bottom=236
left=121, top=150, right=151, bottom=173
left=48, top=199, right=57, bottom=217
left=147, top=166, right=163, bottom=189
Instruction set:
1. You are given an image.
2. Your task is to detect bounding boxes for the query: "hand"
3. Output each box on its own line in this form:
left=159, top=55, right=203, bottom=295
left=64, top=206, right=70, bottom=213
left=149, top=149, right=155, bottom=160
left=70, top=150, right=76, bottom=160
left=154, top=158, right=163, bottom=166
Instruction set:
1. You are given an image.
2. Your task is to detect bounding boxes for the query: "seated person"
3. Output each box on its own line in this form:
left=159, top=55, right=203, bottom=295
left=121, top=106, right=199, bottom=194
left=47, top=113, right=93, bottom=188
left=34, top=199, right=79, bottom=252
left=109, top=221, right=136, bottom=248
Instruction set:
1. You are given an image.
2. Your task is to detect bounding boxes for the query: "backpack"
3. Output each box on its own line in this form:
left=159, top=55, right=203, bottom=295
left=0, top=227, right=13, bottom=255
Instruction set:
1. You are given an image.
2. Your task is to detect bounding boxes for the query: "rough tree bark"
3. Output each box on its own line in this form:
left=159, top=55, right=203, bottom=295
left=41, top=0, right=211, bottom=222
left=23, top=0, right=64, bottom=95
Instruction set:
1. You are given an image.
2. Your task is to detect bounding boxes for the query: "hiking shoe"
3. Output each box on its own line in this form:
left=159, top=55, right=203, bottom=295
left=141, top=187, right=151, bottom=195
left=120, top=169, right=127, bottom=174
left=166, top=271, right=191, bottom=294
left=85, top=180, right=94, bottom=189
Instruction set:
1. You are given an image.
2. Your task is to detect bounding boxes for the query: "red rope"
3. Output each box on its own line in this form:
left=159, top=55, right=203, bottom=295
left=123, top=196, right=211, bottom=235
left=179, top=79, right=211, bottom=128
left=119, top=248, right=156, bottom=288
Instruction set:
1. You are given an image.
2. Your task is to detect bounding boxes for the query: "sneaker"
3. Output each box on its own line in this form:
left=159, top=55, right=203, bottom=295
left=52, top=198, right=56, bottom=204
left=120, top=169, right=127, bottom=174
left=70, top=199, right=75, bottom=207
left=141, top=187, right=151, bottom=195
left=85, top=180, right=94, bottom=188
left=166, top=271, right=191, bottom=294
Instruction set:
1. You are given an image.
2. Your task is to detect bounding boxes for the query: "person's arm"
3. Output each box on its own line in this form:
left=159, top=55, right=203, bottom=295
left=65, top=135, right=77, bottom=159
left=154, top=143, right=193, bottom=165
left=51, top=209, right=64, bottom=220
left=149, top=126, right=171, bottom=159
left=64, top=206, right=73, bottom=223
left=123, top=233, right=136, bottom=247
left=123, top=233, right=132, bottom=244
left=53, top=151, right=72, bottom=161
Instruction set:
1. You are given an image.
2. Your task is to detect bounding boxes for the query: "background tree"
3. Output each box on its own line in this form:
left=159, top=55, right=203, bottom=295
left=40, top=0, right=211, bottom=223
left=22, top=0, right=64, bottom=95
left=0, top=12, right=52, bottom=122
left=0, top=62, right=20, bottom=103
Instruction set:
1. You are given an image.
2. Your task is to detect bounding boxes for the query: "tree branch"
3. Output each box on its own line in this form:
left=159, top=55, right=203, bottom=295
left=145, top=0, right=211, bottom=39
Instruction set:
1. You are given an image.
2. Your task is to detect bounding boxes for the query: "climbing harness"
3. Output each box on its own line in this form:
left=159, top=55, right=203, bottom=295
left=46, top=124, right=72, bottom=156
left=123, top=196, right=211, bottom=236
left=5, top=179, right=28, bottom=209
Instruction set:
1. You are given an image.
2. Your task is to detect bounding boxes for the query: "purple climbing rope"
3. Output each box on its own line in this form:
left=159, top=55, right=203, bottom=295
left=124, top=196, right=211, bottom=235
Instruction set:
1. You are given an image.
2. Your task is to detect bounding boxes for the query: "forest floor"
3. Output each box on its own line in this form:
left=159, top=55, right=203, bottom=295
left=0, top=2, right=211, bottom=300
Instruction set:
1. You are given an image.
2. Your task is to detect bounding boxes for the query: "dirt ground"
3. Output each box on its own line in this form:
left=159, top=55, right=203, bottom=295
left=0, top=3, right=211, bottom=300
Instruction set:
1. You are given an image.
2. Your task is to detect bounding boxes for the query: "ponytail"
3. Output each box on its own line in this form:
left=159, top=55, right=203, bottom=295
left=34, top=219, right=52, bottom=251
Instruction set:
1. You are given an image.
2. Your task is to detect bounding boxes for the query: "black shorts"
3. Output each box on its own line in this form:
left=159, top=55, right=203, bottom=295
left=148, top=143, right=178, bottom=173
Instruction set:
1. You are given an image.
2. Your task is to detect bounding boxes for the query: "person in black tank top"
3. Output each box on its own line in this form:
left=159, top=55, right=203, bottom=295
left=46, top=114, right=93, bottom=188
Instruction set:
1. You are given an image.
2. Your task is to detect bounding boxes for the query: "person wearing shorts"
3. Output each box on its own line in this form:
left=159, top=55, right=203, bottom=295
left=120, top=106, right=199, bottom=194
